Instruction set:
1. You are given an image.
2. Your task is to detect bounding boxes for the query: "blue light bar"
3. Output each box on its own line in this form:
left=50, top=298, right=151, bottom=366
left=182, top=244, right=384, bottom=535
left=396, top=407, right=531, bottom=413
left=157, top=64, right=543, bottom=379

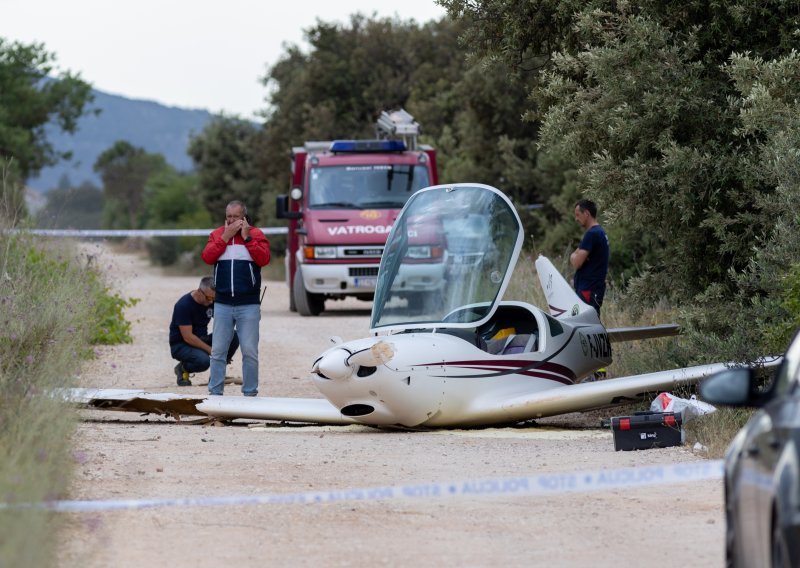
left=329, top=140, right=407, bottom=153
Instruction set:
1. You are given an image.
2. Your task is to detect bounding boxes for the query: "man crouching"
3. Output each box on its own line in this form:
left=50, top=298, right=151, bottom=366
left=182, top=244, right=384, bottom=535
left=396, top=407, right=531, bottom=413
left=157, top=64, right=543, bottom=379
left=169, top=276, right=239, bottom=386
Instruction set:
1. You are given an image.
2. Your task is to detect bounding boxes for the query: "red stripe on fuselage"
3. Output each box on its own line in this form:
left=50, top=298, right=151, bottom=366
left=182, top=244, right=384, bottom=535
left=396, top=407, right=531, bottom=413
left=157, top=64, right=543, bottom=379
left=419, top=359, right=576, bottom=381
left=444, top=365, right=574, bottom=385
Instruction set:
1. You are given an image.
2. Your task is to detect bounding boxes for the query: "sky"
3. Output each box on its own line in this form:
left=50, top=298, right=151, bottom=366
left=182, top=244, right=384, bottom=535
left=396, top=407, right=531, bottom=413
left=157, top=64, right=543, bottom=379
left=1, top=0, right=447, bottom=121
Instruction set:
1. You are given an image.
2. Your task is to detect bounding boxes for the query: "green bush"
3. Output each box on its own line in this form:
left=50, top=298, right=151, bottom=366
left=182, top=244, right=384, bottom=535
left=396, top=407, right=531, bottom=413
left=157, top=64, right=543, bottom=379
left=85, top=269, right=139, bottom=344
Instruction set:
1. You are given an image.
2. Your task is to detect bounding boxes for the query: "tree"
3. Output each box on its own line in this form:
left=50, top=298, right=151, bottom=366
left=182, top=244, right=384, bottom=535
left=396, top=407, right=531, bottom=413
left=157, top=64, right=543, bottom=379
left=94, top=141, right=166, bottom=229
left=692, top=50, right=800, bottom=357
left=187, top=115, right=265, bottom=222
left=0, top=38, right=93, bottom=183
left=35, top=180, right=103, bottom=229
left=141, top=167, right=211, bottom=266
left=442, top=0, right=800, bottom=359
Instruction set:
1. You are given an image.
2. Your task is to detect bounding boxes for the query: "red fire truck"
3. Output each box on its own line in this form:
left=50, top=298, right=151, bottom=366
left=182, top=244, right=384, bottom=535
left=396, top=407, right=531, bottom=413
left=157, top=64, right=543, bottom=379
left=276, top=110, right=440, bottom=316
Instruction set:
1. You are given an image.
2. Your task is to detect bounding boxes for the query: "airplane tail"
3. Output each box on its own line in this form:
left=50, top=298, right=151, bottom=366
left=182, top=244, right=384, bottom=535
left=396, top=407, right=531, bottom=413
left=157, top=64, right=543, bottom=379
left=535, top=255, right=597, bottom=320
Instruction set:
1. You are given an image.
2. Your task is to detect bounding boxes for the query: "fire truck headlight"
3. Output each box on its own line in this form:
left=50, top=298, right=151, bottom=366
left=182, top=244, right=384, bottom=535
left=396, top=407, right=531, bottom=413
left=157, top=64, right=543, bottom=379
left=313, top=246, right=337, bottom=259
left=406, top=246, right=431, bottom=259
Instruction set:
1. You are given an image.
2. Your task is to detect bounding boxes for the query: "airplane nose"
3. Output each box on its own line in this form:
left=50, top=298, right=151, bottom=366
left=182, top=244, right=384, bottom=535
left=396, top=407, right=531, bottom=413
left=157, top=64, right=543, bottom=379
left=313, top=341, right=395, bottom=381
left=316, top=348, right=354, bottom=381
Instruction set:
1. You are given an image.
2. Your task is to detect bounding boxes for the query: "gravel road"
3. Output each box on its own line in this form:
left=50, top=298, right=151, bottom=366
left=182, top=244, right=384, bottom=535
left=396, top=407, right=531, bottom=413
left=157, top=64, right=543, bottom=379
left=58, top=244, right=724, bottom=568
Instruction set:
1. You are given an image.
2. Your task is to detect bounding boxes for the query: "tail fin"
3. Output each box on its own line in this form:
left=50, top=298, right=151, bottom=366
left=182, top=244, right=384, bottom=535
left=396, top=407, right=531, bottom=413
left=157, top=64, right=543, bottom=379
left=535, top=255, right=596, bottom=319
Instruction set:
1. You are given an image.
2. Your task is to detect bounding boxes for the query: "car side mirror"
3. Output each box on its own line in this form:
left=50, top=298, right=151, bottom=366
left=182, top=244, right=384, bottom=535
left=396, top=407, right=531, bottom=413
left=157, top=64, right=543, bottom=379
left=699, top=367, right=759, bottom=407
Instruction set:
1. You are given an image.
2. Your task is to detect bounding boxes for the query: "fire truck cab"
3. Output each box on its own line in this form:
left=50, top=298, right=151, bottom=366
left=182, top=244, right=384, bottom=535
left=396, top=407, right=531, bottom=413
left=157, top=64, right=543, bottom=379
left=276, top=110, right=441, bottom=316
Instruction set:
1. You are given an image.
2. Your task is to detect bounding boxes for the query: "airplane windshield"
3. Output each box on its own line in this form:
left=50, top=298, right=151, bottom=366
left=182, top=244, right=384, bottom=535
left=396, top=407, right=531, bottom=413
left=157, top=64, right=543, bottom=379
left=370, top=184, right=523, bottom=331
left=308, top=165, right=430, bottom=209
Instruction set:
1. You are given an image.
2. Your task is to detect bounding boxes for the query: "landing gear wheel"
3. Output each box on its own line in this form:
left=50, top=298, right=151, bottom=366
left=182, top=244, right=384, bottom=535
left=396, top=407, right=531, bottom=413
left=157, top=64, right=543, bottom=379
left=293, top=267, right=325, bottom=316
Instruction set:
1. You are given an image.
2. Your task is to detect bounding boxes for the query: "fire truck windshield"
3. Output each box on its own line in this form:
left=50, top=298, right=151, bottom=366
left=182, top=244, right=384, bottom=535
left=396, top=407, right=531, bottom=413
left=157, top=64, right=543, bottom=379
left=308, top=165, right=430, bottom=209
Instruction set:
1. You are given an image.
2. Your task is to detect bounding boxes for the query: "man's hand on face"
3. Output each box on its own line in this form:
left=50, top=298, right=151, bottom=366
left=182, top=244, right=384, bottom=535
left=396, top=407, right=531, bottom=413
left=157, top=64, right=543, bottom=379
left=240, top=217, right=250, bottom=240
left=223, top=219, right=243, bottom=241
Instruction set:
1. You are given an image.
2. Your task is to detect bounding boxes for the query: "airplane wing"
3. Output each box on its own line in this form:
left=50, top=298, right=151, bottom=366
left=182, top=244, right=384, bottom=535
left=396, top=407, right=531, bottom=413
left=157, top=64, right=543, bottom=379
left=67, top=388, right=358, bottom=425
left=491, top=357, right=783, bottom=422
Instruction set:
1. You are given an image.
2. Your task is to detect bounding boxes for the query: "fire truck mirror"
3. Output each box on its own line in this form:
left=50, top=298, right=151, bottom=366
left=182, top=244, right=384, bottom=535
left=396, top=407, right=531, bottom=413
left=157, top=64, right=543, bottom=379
left=276, top=194, right=301, bottom=220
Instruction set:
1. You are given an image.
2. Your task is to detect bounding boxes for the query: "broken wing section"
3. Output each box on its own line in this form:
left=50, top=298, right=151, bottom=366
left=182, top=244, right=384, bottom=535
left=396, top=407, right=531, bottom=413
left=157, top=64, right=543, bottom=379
left=68, top=388, right=207, bottom=417
left=67, top=388, right=357, bottom=425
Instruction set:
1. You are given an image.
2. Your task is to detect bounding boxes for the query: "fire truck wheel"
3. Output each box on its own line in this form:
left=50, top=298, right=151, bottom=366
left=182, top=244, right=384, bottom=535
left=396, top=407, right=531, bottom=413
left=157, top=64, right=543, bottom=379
left=293, top=267, right=325, bottom=316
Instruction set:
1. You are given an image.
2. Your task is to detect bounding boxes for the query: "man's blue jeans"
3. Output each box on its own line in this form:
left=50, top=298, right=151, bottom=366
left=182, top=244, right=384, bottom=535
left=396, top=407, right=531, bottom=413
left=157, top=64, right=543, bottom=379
left=170, top=333, right=239, bottom=374
left=209, top=303, right=260, bottom=396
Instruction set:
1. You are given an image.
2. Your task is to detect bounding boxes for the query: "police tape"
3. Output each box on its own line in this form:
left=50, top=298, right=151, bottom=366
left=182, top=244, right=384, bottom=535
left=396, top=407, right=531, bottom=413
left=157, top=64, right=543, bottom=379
left=7, top=228, right=288, bottom=237
left=6, top=460, right=724, bottom=513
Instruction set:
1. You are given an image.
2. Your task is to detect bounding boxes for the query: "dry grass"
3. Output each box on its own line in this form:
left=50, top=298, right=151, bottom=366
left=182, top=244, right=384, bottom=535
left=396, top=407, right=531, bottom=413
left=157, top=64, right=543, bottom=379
left=0, top=181, right=137, bottom=566
left=684, top=408, right=752, bottom=459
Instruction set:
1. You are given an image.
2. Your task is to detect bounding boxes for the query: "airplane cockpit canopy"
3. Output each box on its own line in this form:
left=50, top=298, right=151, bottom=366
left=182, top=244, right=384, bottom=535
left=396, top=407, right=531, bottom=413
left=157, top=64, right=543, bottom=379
left=370, top=183, right=523, bottom=332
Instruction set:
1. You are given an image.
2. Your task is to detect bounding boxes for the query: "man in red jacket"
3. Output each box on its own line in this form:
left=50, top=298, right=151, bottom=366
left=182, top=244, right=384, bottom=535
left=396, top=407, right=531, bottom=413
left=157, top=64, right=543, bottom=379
left=201, top=200, right=270, bottom=396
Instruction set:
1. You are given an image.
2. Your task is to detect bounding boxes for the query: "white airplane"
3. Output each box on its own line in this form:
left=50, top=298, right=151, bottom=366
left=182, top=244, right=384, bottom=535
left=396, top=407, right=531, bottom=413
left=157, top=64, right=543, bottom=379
left=71, top=183, right=780, bottom=427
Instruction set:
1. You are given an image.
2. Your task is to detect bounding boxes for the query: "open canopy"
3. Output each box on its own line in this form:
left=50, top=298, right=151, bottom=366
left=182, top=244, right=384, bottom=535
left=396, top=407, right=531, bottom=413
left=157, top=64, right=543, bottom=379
left=370, top=183, right=523, bottom=332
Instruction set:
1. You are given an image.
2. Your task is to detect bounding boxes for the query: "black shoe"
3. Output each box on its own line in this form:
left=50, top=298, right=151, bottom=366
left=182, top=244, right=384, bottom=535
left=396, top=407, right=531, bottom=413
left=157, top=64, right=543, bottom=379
left=174, top=363, right=192, bottom=386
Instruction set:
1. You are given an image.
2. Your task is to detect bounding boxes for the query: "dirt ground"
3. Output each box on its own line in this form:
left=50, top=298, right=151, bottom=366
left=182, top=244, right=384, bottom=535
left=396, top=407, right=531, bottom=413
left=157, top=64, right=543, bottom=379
left=58, top=244, right=724, bottom=568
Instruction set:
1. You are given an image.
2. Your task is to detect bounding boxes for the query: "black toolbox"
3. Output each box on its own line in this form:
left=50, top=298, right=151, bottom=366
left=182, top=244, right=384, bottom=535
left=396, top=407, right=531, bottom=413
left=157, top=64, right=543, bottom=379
left=610, top=411, right=683, bottom=451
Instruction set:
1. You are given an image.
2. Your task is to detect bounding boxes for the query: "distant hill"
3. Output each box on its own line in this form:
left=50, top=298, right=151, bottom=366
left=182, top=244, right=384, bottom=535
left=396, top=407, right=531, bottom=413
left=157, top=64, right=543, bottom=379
left=27, top=89, right=216, bottom=192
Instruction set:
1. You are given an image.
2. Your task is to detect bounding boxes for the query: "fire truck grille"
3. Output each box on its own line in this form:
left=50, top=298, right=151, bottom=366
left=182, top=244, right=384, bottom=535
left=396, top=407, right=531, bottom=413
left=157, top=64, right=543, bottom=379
left=349, top=267, right=379, bottom=277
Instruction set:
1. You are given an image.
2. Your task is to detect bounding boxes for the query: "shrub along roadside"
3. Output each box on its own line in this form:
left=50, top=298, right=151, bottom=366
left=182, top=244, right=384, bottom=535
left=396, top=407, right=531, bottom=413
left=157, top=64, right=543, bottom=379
left=0, top=230, right=137, bottom=566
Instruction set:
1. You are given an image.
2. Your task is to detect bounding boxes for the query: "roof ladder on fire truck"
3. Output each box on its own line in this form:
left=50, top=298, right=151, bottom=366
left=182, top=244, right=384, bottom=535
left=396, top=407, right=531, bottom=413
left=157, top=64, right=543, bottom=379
left=375, top=109, right=420, bottom=150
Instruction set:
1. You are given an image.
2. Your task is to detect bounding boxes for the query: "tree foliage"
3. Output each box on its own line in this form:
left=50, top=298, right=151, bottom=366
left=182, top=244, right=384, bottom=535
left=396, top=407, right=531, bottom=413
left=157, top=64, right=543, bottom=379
left=94, top=141, right=167, bottom=229
left=35, top=180, right=103, bottom=229
left=0, top=38, right=93, bottom=183
left=254, top=14, right=543, bottom=232
left=187, top=115, right=265, bottom=223
left=441, top=0, right=800, bottom=359
left=142, top=167, right=211, bottom=266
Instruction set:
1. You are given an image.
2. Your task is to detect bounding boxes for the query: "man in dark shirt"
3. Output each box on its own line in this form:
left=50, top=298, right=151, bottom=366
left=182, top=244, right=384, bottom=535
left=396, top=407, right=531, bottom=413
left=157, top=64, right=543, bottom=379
left=169, top=276, right=239, bottom=386
left=569, top=199, right=609, bottom=317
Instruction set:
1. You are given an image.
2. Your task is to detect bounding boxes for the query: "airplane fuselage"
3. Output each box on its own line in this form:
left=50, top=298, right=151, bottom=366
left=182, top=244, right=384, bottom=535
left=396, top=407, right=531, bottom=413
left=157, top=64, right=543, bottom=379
left=311, top=303, right=612, bottom=427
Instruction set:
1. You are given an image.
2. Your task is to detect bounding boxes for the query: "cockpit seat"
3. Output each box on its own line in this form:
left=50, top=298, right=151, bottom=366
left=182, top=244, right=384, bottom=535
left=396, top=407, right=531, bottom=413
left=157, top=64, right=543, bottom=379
left=485, top=333, right=537, bottom=355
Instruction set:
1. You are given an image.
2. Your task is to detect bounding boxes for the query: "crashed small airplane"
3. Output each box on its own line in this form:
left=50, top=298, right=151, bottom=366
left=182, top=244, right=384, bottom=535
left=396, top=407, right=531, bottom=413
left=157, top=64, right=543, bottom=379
left=72, top=183, right=779, bottom=427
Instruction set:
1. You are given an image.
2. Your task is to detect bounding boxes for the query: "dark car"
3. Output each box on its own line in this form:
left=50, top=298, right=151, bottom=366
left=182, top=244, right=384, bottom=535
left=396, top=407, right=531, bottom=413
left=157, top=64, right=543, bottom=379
left=700, top=331, right=800, bottom=568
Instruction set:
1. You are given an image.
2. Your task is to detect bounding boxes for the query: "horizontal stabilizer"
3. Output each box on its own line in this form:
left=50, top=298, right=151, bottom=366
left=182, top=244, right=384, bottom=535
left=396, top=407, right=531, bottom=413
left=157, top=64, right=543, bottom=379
left=607, top=324, right=681, bottom=342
